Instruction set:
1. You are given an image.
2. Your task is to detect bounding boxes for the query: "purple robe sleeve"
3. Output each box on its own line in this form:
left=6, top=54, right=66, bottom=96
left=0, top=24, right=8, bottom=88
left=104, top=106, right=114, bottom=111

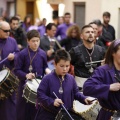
left=83, top=68, right=110, bottom=101
left=37, top=76, right=54, bottom=107
left=14, top=52, right=27, bottom=80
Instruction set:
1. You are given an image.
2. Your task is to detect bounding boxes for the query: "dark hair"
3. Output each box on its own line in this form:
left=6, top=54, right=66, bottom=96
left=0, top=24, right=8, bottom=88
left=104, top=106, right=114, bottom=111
left=103, top=12, right=111, bottom=17
left=89, top=22, right=97, bottom=25
left=27, top=30, right=40, bottom=41
left=10, top=16, right=19, bottom=23
left=81, top=25, right=93, bottom=33
left=64, top=12, right=71, bottom=16
left=46, top=23, right=56, bottom=31
left=54, top=49, right=71, bottom=64
left=92, top=19, right=103, bottom=26
left=105, top=39, right=120, bottom=66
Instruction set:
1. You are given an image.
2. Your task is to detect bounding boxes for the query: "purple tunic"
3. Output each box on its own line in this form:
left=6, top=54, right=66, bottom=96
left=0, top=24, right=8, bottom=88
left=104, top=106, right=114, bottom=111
left=14, top=47, right=48, bottom=120
left=0, top=37, right=19, bottom=120
left=55, top=23, right=73, bottom=40
left=38, top=25, right=46, bottom=37
left=83, top=64, right=120, bottom=120
left=36, top=71, right=86, bottom=120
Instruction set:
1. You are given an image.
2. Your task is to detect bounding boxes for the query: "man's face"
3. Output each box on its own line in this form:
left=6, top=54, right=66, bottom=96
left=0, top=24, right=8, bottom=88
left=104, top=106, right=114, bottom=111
left=103, top=16, right=110, bottom=24
left=47, top=25, right=57, bottom=38
left=81, top=27, right=94, bottom=43
left=64, top=15, right=71, bottom=24
left=90, top=24, right=98, bottom=38
left=10, top=20, right=19, bottom=30
left=0, top=24, right=10, bottom=39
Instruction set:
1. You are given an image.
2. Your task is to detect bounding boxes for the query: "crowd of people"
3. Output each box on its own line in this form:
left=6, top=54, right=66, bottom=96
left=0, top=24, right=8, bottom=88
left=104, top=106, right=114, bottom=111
left=0, top=10, right=119, bottom=120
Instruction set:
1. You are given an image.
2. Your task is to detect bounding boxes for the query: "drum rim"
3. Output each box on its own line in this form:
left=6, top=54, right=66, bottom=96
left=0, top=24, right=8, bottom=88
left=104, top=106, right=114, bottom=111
left=0, top=69, right=10, bottom=85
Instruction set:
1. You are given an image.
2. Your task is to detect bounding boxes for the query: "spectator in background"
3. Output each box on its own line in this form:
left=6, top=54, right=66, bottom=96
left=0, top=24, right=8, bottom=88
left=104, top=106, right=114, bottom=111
left=1, top=10, right=10, bottom=22
left=102, top=11, right=115, bottom=40
left=57, top=16, right=64, bottom=26
left=55, top=12, right=74, bottom=40
left=38, top=18, right=47, bottom=37
left=10, top=16, right=27, bottom=50
left=28, top=18, right=41, bottom=31
left=22, top=15, right=31, bottom=32
left=93, top=19, right=114, bottom=50
left=59, top=24, right=82, bottom=51
left=89, top=22, right=105, bottom=48
left=40, top=23, right=58, bottom=70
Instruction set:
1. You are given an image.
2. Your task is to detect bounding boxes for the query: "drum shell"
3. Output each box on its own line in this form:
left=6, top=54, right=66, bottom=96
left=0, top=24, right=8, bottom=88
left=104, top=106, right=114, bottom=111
left=0, top=69, right=19, bottom=98
left=55, top=109, right=85, bottom=120
left=23, top=85, right=37, bottom=104
left=22, top=79, right=41, bottom=104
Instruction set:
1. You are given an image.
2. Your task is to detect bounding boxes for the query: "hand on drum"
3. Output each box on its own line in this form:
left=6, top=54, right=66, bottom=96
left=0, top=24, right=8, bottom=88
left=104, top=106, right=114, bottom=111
left=54, top=98, right=63, bottom=107
left=110, top=82, right=120, bottom=91
left=26, top=73, right=35, bottom=80
left=84, top=97, right=97, bottom=105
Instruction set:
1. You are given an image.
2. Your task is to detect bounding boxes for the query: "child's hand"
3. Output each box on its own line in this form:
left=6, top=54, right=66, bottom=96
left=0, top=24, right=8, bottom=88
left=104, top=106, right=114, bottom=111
left=84, top=97, right=97, bottom=105
left=54, top=98, right=63, bottom=107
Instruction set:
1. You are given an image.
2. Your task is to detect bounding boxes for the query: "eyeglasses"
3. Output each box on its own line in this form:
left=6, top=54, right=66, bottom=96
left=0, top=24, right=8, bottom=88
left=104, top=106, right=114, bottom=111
left=0, top=28, right=11, bottom=33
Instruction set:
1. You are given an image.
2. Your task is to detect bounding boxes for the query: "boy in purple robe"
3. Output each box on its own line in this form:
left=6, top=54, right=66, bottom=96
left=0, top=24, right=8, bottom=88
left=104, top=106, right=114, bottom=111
left=14, top=30, right=51, bottom=120
left=0, top=21, right=19, bottom=120
left=36, top=49, right=93, bottom=120
left=83, top=39, right=120, bottom=120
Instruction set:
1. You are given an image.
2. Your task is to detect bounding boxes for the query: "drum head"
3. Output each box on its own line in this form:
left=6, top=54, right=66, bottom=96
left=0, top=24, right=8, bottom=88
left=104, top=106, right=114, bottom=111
left=73, top=97, right=98, bottom=113
left=26, top=79, right=41, bottom=92
left=0, top=69, right=9, bottom=82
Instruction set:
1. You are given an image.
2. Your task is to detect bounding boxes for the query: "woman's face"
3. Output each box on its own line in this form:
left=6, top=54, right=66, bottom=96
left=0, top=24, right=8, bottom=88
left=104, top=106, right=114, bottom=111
left=113, top=46, right=120, bottom=66
left=71, top=29, right=78, bottom=38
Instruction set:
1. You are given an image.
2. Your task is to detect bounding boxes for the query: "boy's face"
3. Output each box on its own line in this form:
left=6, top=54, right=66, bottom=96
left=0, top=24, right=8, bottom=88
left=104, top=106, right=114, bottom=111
left=55, top=59, right=70, bottom=76
left=27, top=37, right=40, bottom=51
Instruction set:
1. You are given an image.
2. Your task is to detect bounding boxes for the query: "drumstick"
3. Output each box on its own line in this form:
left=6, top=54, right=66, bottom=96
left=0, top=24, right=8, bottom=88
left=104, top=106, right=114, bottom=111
left=0, top=52, right=15, bottom=64
left=53, top=92, right=74, bottom=120
left=85, top=60, right=104, bottom=65
left=34, top=77, right=40, bottom=84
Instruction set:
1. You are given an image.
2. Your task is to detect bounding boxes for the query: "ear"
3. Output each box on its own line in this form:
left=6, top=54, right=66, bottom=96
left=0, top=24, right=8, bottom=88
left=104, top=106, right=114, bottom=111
left=80, top=33, right=83, bottom=39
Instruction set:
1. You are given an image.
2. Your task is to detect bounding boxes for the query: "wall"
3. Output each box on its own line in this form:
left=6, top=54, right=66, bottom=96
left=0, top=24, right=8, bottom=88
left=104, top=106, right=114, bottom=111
left=101, top=0, right=120, bottom=39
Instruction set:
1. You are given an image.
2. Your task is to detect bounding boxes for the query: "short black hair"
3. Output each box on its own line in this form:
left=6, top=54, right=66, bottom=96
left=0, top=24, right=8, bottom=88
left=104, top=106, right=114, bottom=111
left=27, top=30, right=40, bottom=41
left=46, top=23, right=56, bottom=31
left=103, top=12, right=111, bottom=17
left=81, top=25, right=93, bottom=33
left=10, top=16, right=19, bottom=23
left=54, top=49, right=71, bottom=64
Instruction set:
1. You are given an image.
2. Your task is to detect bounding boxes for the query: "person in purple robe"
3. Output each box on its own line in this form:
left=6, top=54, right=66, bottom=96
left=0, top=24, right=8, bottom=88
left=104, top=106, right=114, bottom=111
left=83, top=39, right=120, bottom=120
left=0, top=21, right=19, bottom=120
left=35, top=49, right=93, bottom=120
left=22, top=15, right=32, bottom=32
left=55, top=12, right=74, bottom=41
left=14, top=30, right=51, bottom=120
left=38, top=18, right=47, bottom=37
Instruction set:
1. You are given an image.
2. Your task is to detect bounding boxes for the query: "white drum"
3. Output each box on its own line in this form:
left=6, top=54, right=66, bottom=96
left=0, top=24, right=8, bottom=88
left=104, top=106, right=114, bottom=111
left=73, top=97, right=101, bottom=120
left=23, top=79, right=41, bottom=104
